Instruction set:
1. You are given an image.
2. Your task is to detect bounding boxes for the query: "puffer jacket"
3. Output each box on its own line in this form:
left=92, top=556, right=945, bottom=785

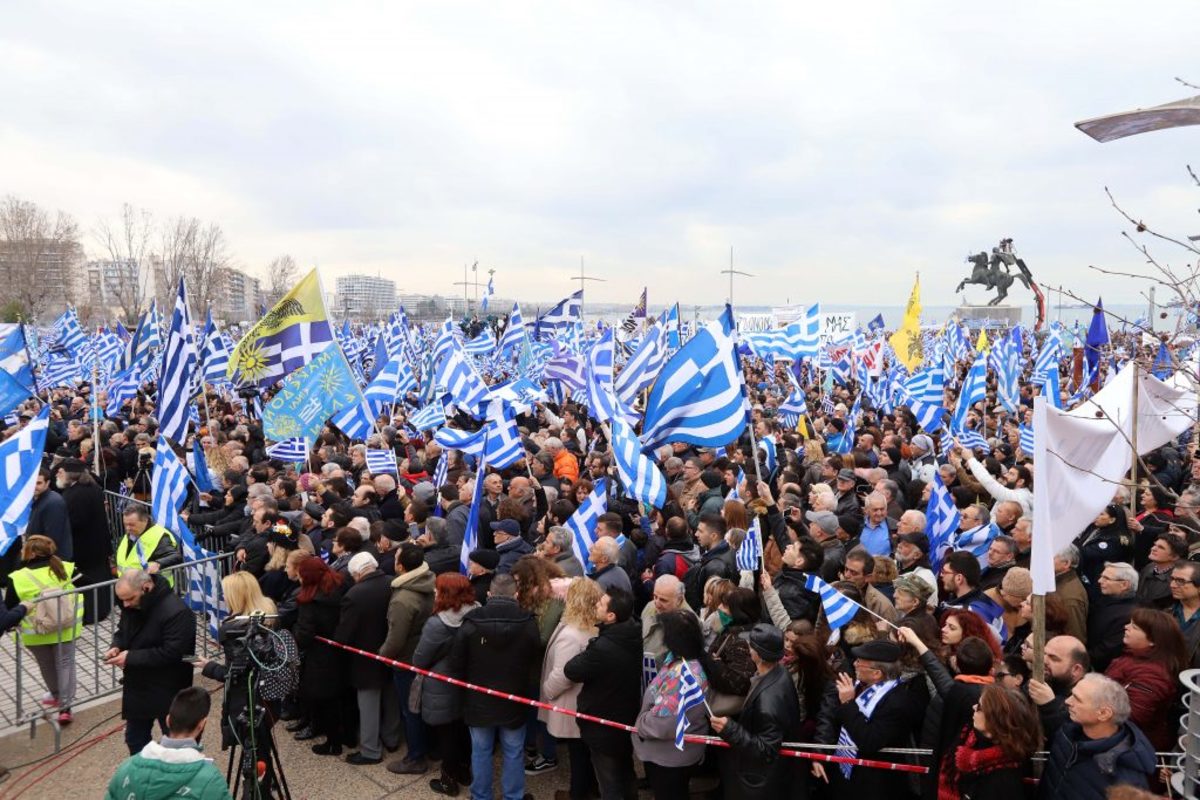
left=106, top=741, right=232, bottom=800
left=411, top=603, right=478, bottom=726
left=1105, top=649, right=1180, bottom=751
left=1038, top=720, right=1155, bottom=799
left=379, top=563, right=435, bottom=662
left=449, top=596, right=540, bottom=728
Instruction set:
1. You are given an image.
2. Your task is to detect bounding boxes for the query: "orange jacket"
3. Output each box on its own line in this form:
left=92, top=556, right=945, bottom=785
left=553, top=448, right=579, bottom=483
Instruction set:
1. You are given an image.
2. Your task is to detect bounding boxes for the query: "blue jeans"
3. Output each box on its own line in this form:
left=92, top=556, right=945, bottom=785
left=469, top=725, right=525, bottom=800
left=393, top=670, right=427, bottom=761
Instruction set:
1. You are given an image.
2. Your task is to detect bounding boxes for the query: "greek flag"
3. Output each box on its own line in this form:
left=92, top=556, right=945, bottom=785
left=459, top=432, right=489, bottom=574
left=266, top=437, right=309, bottom=462
left=464, top=328, right=497, bottom=356
left=804, top=572, right=858, bottom=630
left=199, top=311, right=231, bottom=386
left=609, top=413, right=667, bottom=509
left=435, top=425, right=488, bottom=454
left=227, top=269, right=333, bottom=388
left=535, top=290, right=583, bottom=339
left=0, top=407, right=50, bottom=556
left=409, top=400, right=447, bottom=432
left=566, top=478, right=608, bottom=572
left=430, top=450, right=449, bottom=493
left=954, top=522, right=1000, bottom=568
left=777, top=379, right=808, bottom=429
left=903, top=365, right=944, bottom=406
left=616, top=321, right=667, bottom=409
left=158, top=279, right=199, bottom=446
left=482, top=402, right=526, bottom=469
left=740, top=303, right=821, bottom=360
left=52, top=308, right=87, bottom=356
left=994, top=334, right=1020, bottom=414
left=585, top=327, right=625, bottom=423
left=366, top=448, right=398, bottom=476
left=661, top=303, right=682, bottom=351
left=925, top=471, right=961, bottom=572
left=543, top=344, right=587, bottom=391
left=106, top=365, right=141, bottom=416
left=1019, top=422, right=1034, bottom=454
left=329, top=399, right=375, bottom=440
left=497, top=303, right=526, bottom=357
left=736, top=519, right=763, bottom=572
left=1043, top=363, right=1063, bottom=409
left=37, top=352, right=79, bottom=389
left=151, top=436, right=223, bottom=635
left=957, top=428, right=991, bottom=453
left=435, top=344, right=492, bottom=415
left=674, top=660, right=707, bottom=751
left=481, top=275, right=494, bottom=311
left=640, top=306, right=750, bottom=450
left=950, top=350, right=987, bottom=432
left=901, top=392, right=945, bottom=434
left=364, top=353, right=416, bottom=415
left=1032, top=329, right=1062, bottom=385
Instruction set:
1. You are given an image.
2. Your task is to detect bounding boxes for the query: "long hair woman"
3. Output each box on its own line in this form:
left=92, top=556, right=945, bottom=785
left=413, top=572, right=479, bottom=796
left=939, top=608, right=1001, bottom=669
left=1105, top=607, right=1187, bottom=751
left=7, top=535, right=81, bottom=724
left=943, top=685, right=1040, bottom=798
left=538, top=577, right=603, bottom=800
left=291, top=555, right=346, bottom=755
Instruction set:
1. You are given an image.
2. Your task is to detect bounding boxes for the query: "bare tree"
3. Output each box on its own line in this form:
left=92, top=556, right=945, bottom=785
left=94, top=203, right=153, bottom=325
left=264, top=254, right=298, bottom=306
left=156, top=216, right=231, bottom=317
left=0, top=195, right=82, bottom=321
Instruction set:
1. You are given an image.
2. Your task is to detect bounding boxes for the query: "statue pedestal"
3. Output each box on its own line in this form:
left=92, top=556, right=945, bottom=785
left=956, top=304, right=1022, bottom=328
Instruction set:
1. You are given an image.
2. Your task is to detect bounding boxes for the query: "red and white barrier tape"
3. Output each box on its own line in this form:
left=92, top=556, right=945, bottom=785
left=315, top=635, right=928, bottom=774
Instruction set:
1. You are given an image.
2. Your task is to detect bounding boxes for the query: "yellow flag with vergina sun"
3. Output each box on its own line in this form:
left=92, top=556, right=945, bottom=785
left=889, top=275, right=923, bottom=371
left=227, top=269, right=334, bottom=387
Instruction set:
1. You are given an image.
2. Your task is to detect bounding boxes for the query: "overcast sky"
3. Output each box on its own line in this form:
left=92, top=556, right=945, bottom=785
left=1, top=2, right=1197, bottom=310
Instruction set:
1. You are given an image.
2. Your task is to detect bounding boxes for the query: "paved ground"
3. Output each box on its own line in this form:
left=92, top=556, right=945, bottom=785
left=0, top=681, right=581, bottom=799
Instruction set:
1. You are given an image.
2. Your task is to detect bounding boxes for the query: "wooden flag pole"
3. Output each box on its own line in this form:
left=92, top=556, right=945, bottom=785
left=1031, top=593, right=1046, bottom=683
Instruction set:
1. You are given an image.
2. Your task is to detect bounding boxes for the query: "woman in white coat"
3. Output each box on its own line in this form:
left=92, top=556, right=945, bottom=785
left=538, top=577, right=602, bottom=800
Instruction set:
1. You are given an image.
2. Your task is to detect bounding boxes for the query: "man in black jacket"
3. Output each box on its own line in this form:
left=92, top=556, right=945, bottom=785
left=335, top=552, right=401, bottom=765
left=56, top=459, right=113, bottom=623
left=105, top=569, right=196, bottom=755
left=683, top=514, right=737, bottom=610
left=711, top=624, right=801, bottom=800
left=564, top=587, right=642, bottom=800
left=1087, top=562, right=1138, bottom=671
left=449, top=573, right=540, bottom=800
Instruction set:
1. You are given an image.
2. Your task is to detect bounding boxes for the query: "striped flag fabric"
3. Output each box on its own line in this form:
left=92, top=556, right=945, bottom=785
left=482, top=402, right=526, bottom=469
left=954, top=521, right=1000, bottom=567
left=674, top=660, right=707, bottom=751
left=584, top=327, right=624, bottom=423
left=1032, top=328, right=1062, bottom=385
left=459, top=433, right=489, bottom=574
left=903, top=365, right=944, bottom=406
left=957, top=428, right=991, bottom=454
left=950, top=350, right=987, bottom=432
left=157, top=278, right=199, bottom=445
left=565, top=478, right=608, bottom=572
left=925, top=470, right=961, bottom=572
left=198, top=311, right=231, bottom=386
left=615, top=321, right=667, bottom=409
left=543, top=344, right=587, bottom=391
left=329, top=399, right=375, bottom=440
left=464, top=327, right=497, bottom=356
left=1018, top=422, right=1035, bottom=454
left=480, top=275, right=494, bottom=311
left=51, top=308, right=87, bottom=356
left=803, top=572, right=859, bottom=630
left=365, top=448, right=398, bottom=476
left=435, top=343, right=492, bottom=415
left=227, top=269, right=334, bottom=387
left=736, top=518, right=763, bottom=572
left=902, top=392, right=946, bottom=434
left=609, top=413, right=667, bottom=509
left=535, top=290, right=583, bottom=340
left=363, top=353, right=414, bottom=415
left=497, top=303, right=526, bottom=358
left=640, top=305, right=750, bottom=450
left=434, top=425, right=488, bottom=454
left=0, top=407, right=50, bottom=556
left=265, top=438, right=309, bottom=461
left=409, top=400, right=447, bottom=432
left=740, top=303, right=821, bottom=360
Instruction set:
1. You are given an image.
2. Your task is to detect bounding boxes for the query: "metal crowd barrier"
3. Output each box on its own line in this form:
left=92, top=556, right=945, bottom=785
left=1178, top=669, right=1200, bottom=799
left=1, top=495, right=233, bottom=750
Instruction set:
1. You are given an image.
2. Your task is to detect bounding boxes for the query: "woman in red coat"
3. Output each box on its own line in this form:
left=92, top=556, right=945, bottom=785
left=1104, top=607, right=1187, bottom=751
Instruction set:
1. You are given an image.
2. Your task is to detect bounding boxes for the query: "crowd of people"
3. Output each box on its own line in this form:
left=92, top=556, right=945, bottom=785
left=2, top=330, right=1199, bottom=800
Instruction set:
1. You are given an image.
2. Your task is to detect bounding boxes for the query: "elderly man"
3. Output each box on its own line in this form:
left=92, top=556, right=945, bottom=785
left=115, top=505, right=182, bottom=586
left=1012, top=515, right=1033, bottom=569
left=839, top=549, right=897, bottom=623
left=1170, top=561, right=1200, bottom=667
left=1038, top=674, right=1155, bottom=798
left=589, top=537, right=631, bottom=595
left=374, top=474, right=405, bottom=522
left=857, top=492, right=894, bottom=557
left=805, top=510, right=846, bottom=583
left=336, top=551, right=401, bottom=765
left=640, top=575, right=693, bottom=666
left=991, top=500, right=1023, bottom=535
left=543, top=437, right=579, bottom=485
left=978, top=534, right=1018, bottom=592
left=1087, top=562, right=1138, bottom=672
left=539, top=525, right=584, bottom=577
left=1052, top=544, right=1089, bottom=642
left=105, top=568, right=196, bottom=755
left=492, top=519, right=534, bottom=575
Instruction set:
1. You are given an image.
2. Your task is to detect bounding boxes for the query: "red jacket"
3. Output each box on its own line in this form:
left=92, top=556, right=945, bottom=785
left=1106, top=649, right=1179, bottom=750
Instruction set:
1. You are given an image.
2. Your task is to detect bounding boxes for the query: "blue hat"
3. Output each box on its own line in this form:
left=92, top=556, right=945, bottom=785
left=489, top=519, right=521, bottom=537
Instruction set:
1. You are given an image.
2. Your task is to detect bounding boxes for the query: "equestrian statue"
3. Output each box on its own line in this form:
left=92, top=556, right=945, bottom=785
left=955, top=238, right=1047, bottom=329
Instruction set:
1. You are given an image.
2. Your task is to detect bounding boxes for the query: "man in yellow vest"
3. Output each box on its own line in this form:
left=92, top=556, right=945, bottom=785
left=115, top=505, right=182, bottom=586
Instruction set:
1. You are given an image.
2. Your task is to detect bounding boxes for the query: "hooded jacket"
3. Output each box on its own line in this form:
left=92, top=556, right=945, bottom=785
left=449, top=596, right=540, bottom=728
left=379, top=563, right=435, bottom=662
left=106, top=740, right=232, bottom=800
left=564, top=618, right=643, bottom=754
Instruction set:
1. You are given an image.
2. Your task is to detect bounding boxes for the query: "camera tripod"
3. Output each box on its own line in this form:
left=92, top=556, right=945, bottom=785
left=225, top=726, right=291, bottom=800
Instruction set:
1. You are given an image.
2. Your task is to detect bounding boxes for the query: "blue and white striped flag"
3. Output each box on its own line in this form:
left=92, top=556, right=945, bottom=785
left=482, top=402, right=526, bottom=469
left=674, top=660, right=707, bottom=751
left=902, top=392, right=946, bottom=434
left=535, top=291, right=583, bottom=340
left=410, top=400, right=447, bottom=432
left=434, top=425, right=488, bottom=454
left=925, top=471, right=961, bottom=572
left=464, top=327, right=497, bottom=356
left=329, top=399, right=375, bottom=440
left=615, top=321, right=667, bottom=409
left=566, top=478, right=608, bottom=572
left=903, top=366, right=945, bottom=406
left=954, top=521, right=1000, bottom=568
left=957, top=427, right=991, bottom=454
left=198, top=311, right=230, bottom=386
left=950, top=350, right=987, bottom=432
left=364, top=353, right=415, bottom=415
left=158, top=278, right=199, bottom=445
left=459, top=433, right=489, bottom=574
left=640, top=305, right=750, bottom=450
left=366, top=448, right=398, bottom=476
left=481, top=275, right=494, bottom=312
left=804, top=572, right=859, bottom=630
left=609, top=413, right=667, bottom=509
left=51, top=308, right=87, bottom=356
left=266, top=438, right=309, bottom=462
left=736, top=519, right=763, bottom=572
left=1018, top=423, right=1034, bottom=454
left=497, top=303, right=526, bottom=358
left=0, top=407, right=50, bottom=556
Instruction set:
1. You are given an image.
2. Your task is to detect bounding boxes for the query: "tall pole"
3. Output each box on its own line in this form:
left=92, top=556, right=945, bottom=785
left=1129, top=360, right=1139, bottom=515
left=719, top=247, right=755, bottom=308
left=569, top=256, right=605, bottom=325
left=90, top=361, right=101, bottom=476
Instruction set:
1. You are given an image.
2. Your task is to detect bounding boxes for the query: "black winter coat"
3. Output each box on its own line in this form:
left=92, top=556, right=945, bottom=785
left=110, top=576, right=196, bottom=720
left=333, top=570, right=393, bottom=689
left=448, top=596, right=540, bottom=728
left=916, top=650, right=990, bottom=800
left=293, top=590, right=344, bottom=700
left=716, top=663, right=802, bottom=800
left=1037, top=720, right=1155, bottom=799
left=1087, top=594, right=1136, bottom=672
left=28, top=489, right=73, bottom=561
left=564, top=618, right=643, bottom=755
left=773, top=568, right=820, bottom=623
left=827, top=678, right=920, bottom=796
left=60, top=480, right=110, bottom=569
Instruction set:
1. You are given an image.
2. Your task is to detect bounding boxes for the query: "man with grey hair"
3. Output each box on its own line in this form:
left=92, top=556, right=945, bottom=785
left=1011, top=515, right=1033, bottom=569
left=336, top=551, right=401, bottom=765
left=539, top=525, right=584, bottom=577
left=1039, top=673, right=1155, bottom=796
left=1088, top=562, right=1138, bottom=672
left=1053, top=544, right=1089, bottom=642
left=640, top=574, right=693, bottom=666
left=588, top=537, right=630, bottom=594
left=106, top=568, right=196, bottom=755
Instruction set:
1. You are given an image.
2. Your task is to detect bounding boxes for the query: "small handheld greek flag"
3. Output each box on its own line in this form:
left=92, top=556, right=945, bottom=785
left=804, top=573, right=859, bottom=630
left=266, top=438, right=309, bottom=462
left=642, top=652, right=659, bottom=692
left=675, top=660, right=707, bottom=751
left=735, top=519, right=762, bottom=572
left=365, top=448, right=398, bottom=476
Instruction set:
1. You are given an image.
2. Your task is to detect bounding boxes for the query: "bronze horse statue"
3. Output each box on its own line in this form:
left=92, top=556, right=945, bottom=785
left=956, top=251, right=1014, bottom=306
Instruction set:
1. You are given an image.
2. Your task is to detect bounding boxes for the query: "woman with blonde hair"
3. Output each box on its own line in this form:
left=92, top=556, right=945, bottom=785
left=539, top=577, right=602, bottom=800
left=7, top=534, right=81, bottom=724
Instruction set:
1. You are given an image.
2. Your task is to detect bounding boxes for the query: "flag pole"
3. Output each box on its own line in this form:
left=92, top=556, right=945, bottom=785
left=1129, top=360, right=1139, bottom=516
left=91, top=360, right=102, bottom=476
left=1031, top=593, right=1046, bottom=684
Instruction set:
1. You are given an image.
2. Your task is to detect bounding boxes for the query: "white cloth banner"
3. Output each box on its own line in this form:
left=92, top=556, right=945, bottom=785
left=1031, top=362, right=1197, bottom=594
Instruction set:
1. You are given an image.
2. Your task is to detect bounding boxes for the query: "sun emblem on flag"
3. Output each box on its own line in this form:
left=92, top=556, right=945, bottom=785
left=235, top=341, right=270, bottom=381
left=316, top=362, right=347, bottom=395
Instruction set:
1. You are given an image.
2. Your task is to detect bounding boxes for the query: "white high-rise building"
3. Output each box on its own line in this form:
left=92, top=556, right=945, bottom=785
left=335, top=274, right=397, bottom=320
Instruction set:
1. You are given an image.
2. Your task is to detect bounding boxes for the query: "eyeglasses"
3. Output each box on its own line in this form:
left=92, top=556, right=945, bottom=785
left=1169, top=577, right=1200, bottom=586
left=994, top=672, right=1011, bottom=680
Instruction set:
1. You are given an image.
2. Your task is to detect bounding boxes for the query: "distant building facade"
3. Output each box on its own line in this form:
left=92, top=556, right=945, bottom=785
left=336, top=274, right=397, bottom=319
